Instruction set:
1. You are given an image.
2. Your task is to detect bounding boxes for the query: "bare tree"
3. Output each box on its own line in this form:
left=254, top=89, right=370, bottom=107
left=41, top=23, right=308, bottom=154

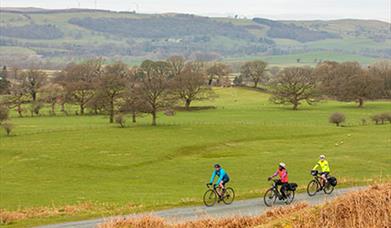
left=167, top=56, right=186, bottom=77
left=97, top=62, right=130, bottom=123
left=369, top=61, right=391, bottom=99
left=207, top=62, right=231, bottom=86
left=316, top=61, right=383, bottom=107
left=20, top=69, right=47, bottom=102
left=4, top=69, right=29, bottom=117
left=136, top=60, right=175, bottom=126
left=173, top=61, right=215, bottom=110
left=39, top=83, right=64, bottom=115
left=120, top=73, right=144, bottom=123
left=240, top=60, right=268, bottom=88
left=270, top=67, right=318, bottom=110
left=59, top=59, right=103, bottom=115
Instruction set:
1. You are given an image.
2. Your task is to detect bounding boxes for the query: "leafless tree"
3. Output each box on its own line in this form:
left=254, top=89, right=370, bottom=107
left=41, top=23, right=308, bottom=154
left=58, top=59, right=103, bottom=115
left=20, top=69, right=47, bottom=102
left=240, top=60, right=268, bottom=88
left=173, top=61, right=215, bottom=110
left=39, top=83, right=64, bottom=115
left=136, top=60, right=176, bottom=126
left=206, top=62, right=231, bottom=86
left=97, top=62, right=130, bottom=123
left=270, top=67, right=319, bottom=110
left=316, top=61, right=382, bottom=107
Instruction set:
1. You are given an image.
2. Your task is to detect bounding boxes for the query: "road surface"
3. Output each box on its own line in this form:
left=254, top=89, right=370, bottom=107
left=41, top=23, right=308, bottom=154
left=37, top=186, right=364, bottom=228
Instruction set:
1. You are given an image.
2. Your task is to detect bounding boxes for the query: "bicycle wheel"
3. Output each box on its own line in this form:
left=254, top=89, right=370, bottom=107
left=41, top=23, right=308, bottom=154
left=222, top=187, right=235, bottom=205
left=307, top=180, right=319, bottom=196
left=323, top=183, right=334, bottom=195
left=203, top=189, right=217, bottom=207
left=285, top=190, right=295, bottom=204
left=264, top=188, right=277, bottom=207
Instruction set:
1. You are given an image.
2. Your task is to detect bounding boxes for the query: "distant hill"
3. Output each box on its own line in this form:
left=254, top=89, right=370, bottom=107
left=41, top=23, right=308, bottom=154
left=0, top=8, right=390, bottom=68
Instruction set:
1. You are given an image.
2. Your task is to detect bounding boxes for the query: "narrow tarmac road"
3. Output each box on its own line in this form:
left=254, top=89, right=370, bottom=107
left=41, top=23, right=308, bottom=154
left=37, top=186, right=364, bottom=228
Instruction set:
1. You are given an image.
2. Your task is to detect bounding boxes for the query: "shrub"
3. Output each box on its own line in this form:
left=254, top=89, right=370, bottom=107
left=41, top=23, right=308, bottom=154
left=115, top=114, right=126, bottom=128
left=329, top=112, right=345, bottom=126
left=380, top=112, right=391, bottom=124
left=0, top=105, right=9, bottom=122
left=371, top=114, right=383, bottom=124
left=2, top=121, right=13, bottom=136
left=371, top=112, right=391, bottom=125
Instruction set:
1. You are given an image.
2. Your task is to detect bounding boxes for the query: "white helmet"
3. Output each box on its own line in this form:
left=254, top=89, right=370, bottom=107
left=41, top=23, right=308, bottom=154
left=279, top=162, right=286, bottom=168
left=320, top=155, right=326, bottom=159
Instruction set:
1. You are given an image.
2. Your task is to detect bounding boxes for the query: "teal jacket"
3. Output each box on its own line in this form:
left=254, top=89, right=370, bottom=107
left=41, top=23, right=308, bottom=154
left=210, top=168, right=229, bottom=184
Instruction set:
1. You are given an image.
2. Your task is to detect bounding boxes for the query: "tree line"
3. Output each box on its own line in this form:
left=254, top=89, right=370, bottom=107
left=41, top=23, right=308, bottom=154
left=0, top=57, right=390, bottom=128
left=236, top=60, right=390, bottom=110
left=0, top=56, right=223, bottom=126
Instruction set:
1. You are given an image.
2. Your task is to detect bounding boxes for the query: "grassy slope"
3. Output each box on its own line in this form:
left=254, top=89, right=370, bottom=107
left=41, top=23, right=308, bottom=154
left=0, top=88, right=390, bottom=226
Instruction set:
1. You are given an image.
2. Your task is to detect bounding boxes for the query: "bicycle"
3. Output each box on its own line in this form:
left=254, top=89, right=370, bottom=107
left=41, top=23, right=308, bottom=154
left=203, top=183, right=235, bottom=207
left=307, top=170, right=334, bottom=196
left=264, top=179, right=296, bottom=207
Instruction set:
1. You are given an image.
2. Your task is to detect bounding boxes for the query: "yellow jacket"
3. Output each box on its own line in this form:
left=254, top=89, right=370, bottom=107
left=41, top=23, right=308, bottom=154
left=313, top=160, right=330, bottom=172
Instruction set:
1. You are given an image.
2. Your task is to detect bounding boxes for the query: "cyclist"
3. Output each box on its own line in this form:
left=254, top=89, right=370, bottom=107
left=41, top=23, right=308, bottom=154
left=312, top=155, right=330, bottom=189
left=268, top=163, right=289, bottom=200
left=208, top=164, right=230, bottom=195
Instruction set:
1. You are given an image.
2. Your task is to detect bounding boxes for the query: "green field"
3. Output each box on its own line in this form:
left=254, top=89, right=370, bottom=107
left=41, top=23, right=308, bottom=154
left=1, top=88, right=390, bottom=226
left=224, top=50, right=380, bottom=66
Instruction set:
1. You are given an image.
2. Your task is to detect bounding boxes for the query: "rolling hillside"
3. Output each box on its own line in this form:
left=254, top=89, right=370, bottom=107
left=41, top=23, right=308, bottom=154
left=0, top=7, right=390, bottom=68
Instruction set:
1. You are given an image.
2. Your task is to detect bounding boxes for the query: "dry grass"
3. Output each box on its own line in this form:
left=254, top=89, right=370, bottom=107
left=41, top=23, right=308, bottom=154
left=100, top=183, right=391, bottom=228
left=0, top=202, right=141, bottom=225
left=282, top=183, right=391, bottom=228
left=99, top=203, right=309, bottom=228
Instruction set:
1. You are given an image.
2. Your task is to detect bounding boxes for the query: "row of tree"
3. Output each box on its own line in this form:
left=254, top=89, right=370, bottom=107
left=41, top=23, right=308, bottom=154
left=236, top=60, right=390, bottom=110
left=0, top=57, right=389, bottom=125
left=0, top=56, right=223, bottom=125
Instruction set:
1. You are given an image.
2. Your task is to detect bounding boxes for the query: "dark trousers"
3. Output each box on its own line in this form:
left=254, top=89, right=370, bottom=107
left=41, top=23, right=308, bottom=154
left=276, top=180, right=288, bottom=198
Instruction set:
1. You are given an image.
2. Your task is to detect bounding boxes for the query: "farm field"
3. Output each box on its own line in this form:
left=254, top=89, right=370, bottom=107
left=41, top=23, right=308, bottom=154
left=0, top=87, right=390, bottom=226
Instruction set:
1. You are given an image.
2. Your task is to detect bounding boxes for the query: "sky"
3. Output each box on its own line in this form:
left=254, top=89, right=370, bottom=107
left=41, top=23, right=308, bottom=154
left=1, top=0, right=390, bottom=22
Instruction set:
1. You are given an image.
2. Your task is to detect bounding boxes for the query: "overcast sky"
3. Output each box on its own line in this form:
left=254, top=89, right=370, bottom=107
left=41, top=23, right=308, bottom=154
left=1, top=0, right=390, bottom=21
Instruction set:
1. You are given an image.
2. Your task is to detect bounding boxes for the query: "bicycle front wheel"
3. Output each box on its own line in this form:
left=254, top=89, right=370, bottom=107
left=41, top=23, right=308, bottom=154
left=264, top=188, right=277, bottom=207
left=203, top=189, right=217, bottom=207
left=323, top=183, right=334, bottom=195
left=222, top=187, right=235, bottom=205
left=307, top=180, right=319, bottom=196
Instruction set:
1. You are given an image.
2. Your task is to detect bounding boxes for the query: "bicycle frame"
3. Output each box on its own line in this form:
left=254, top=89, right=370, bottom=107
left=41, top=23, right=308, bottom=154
left=206, top=184, right=224, bottom=198
left=269, top=180, right=283, bottom=198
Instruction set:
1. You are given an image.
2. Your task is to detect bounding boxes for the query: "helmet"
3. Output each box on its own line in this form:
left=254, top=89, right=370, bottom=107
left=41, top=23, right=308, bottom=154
left=320, top=155, right=326, bottom=159
left=214, top=164, right=221, bottom=168
left=279, top=162, right=286, bottom=168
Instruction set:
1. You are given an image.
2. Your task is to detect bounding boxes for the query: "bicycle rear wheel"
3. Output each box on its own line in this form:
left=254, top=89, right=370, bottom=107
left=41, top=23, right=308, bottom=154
left=264, top=188, right=277, bottom=207
left=285, top=190, right=295, bottom=204
left=222, top=187, right=235, bottom=205
left=307, top=180, right=319, bottom=196
left=203, top=189, right=217, bottom=207
left=323, top=183, right=334, bottom=194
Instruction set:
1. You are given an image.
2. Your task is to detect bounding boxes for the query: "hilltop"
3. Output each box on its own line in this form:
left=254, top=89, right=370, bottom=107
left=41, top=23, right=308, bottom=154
left=0, top=8, right=390, bottom=68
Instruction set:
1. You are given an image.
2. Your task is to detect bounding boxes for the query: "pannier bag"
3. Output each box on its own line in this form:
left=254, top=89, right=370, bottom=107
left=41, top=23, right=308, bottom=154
left=288, top=183, right=298, bottom=191
left=328, top=176, right=337, bottom=187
